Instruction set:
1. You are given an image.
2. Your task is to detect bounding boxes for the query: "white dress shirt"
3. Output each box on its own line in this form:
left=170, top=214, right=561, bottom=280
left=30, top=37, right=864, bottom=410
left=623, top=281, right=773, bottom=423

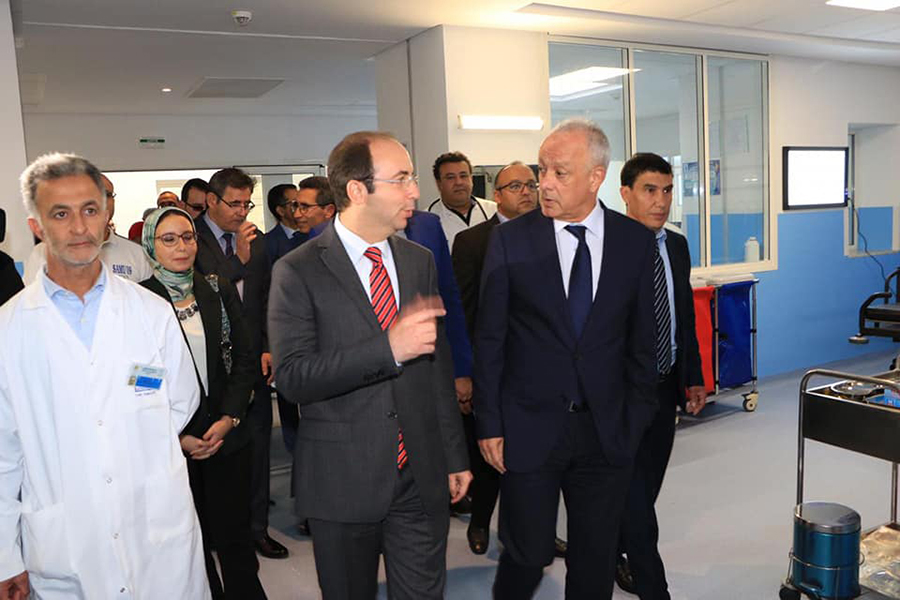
left=333, top=214, right=400, bottom=307
left=554, top=201, right=605, bottom=299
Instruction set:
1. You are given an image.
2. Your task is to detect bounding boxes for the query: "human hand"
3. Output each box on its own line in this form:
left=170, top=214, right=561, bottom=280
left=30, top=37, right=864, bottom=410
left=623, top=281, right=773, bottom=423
left=0, top=571, right=29, bottom=600
left=455, top=377, right=473, bottom=415
left=387, top=295, right=446, bottom=364
left=448, top=470, right=473, bottom=504
left=235, top=221, right=258, bottom=264
left=685, top=386, right=708, bottom=416
left=261, top=352, right=274, bottom=384
left=180, top=434, right=222, bottom=460
left=478, top=437, right=506, bottom=474
left=202, top=416, right=235, bottom=450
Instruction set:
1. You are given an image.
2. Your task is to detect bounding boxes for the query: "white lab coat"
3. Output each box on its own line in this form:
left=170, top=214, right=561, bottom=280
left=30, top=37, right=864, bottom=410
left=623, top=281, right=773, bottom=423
left=0, top=264, right=209, bottom=599
left=23, top=234, right=153, bottom=284
left=426, top=196, right=497, bottom=251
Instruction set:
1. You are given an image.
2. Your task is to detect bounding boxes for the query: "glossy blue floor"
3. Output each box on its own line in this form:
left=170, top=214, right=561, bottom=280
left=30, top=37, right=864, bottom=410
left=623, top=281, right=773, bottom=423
left=257, top=349, right=900, bottom=599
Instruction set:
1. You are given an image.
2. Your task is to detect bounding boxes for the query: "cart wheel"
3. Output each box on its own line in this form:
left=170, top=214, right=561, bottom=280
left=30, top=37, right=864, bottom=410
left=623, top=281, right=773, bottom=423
left=779, top=585, right=801, bottom=600
left=742, top=392, right=758, bottom=412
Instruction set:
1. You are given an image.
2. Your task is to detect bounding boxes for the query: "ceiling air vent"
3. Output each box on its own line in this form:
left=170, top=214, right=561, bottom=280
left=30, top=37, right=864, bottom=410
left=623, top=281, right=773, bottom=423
left=187, top=77, right=284, bottom=99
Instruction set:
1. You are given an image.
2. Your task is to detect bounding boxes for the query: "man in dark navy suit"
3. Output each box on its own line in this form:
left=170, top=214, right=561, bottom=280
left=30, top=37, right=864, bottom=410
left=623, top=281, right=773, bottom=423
left=615, top=153, right=707, bottom=599
left=264, top=182, right=305, bottom=265
left=475, top=119, right=658, bottom=599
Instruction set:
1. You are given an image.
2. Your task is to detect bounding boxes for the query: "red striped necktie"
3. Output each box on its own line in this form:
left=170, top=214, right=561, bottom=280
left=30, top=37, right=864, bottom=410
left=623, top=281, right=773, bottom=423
left=364, top=246, right=407, bottom=470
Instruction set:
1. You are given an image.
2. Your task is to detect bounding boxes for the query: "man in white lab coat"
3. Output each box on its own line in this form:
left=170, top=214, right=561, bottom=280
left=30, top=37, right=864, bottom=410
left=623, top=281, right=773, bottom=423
left=0, top=153, right=209, bottom=600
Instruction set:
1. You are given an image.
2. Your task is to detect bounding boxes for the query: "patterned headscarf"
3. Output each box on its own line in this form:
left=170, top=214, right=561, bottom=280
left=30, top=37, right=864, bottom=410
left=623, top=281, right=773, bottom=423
left=142, top=206, right=196, bottom=302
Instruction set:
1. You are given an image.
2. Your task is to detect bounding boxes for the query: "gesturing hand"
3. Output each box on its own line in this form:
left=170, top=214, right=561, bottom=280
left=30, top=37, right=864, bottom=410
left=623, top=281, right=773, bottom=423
left=388, top=295, right=446, bottom=364
left=0, top=571, right=29, bottom=600
left=235, top=221, right=258, bottom=265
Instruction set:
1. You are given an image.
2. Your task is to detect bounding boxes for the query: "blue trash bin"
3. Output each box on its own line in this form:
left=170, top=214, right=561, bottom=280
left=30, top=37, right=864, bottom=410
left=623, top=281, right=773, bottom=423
left=790, top=502, right=861, bottom=600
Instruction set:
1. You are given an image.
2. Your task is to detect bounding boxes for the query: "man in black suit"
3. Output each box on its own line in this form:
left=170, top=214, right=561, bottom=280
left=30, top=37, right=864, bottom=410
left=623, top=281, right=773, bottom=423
left=475, top=119, right=659, bottom=599
left=451, top=161, right=537, bottom=555
left=268, top=131, right=471, bottom=599
left=193, top=167, right=288, bottom=560
left=0, top=209, right=24, bottom=306
left=615, top=153, right=707, bottom=599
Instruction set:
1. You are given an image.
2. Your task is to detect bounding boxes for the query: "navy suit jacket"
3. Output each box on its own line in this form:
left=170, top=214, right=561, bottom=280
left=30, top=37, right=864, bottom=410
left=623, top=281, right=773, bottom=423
left=308, top=212, right=473, bottom=379
left=404, top=211, right=473, bottom=379
left=474, top=205, right=659, bottom=471
left=265, top=224, right=306, bottom=264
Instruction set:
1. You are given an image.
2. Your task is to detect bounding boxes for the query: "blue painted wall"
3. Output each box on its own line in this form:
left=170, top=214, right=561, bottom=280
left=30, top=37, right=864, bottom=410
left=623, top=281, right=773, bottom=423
left=856, top=206, right=893, bottom=252
left=755, top=210, right=900, bottom=377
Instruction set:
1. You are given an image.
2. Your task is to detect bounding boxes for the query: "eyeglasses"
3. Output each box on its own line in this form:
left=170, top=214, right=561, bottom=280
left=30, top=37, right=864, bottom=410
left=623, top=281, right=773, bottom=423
left=186, top=203, right=205, bottom=212
left=215, top=193, right=255, bottom=212
left=155, top=232, right=197, bottom=247
left=290, top=201, right=323, bottom=214
left=496, top=180, right=538, bottom=193
left=371, top=175, right=419, bottom=189
left=106, top=191, right=116, bottom=200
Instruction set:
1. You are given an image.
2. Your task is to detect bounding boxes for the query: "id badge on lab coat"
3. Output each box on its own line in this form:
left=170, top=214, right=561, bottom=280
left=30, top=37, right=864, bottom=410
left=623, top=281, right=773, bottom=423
left=127, top=363, right=167, bottom=395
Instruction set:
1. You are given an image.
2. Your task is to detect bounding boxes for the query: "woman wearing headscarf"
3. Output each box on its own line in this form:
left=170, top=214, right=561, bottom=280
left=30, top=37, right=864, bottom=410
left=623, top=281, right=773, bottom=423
left=140, top=207, right=267, bottom=600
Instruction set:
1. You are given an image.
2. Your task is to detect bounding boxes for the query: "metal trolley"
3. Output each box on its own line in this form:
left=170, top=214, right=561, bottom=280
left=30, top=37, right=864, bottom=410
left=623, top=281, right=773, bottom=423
left=780, top=369, right=900, bottom=600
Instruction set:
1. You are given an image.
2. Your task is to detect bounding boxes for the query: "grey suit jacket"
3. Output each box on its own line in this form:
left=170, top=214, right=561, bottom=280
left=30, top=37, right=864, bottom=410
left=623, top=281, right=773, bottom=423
left=268, top=221, right=468, bottom=522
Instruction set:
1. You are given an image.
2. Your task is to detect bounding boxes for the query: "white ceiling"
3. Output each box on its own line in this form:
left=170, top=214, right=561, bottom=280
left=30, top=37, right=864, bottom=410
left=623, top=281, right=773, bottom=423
left=15, top=0, right=900, bottom=117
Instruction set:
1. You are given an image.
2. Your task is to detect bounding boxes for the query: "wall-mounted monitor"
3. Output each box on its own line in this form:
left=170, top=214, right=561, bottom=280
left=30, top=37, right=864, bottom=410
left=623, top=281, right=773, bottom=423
left=783, top=146, right=848, bottom=210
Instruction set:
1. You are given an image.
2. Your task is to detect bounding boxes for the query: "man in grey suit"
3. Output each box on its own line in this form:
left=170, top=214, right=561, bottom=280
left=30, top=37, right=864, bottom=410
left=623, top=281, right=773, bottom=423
left=268, top=131, right=472, bottom=600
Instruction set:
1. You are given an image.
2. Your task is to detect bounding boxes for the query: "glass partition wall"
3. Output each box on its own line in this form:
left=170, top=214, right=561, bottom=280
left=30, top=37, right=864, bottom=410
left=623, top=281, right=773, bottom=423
left=549, top=40, right=769, bottom=270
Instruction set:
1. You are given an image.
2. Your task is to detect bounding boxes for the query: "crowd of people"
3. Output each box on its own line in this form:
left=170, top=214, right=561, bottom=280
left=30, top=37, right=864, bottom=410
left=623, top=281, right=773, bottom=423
left=0, top=117, right=707, bottom=600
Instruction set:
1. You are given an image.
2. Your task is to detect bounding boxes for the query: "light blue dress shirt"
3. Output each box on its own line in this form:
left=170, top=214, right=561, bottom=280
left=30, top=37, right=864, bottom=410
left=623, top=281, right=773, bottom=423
left=41, top=267, right=107, bottom=351
left=657, top=228, right=678, bottom=363
left=554, top=201, right=605, bottom=299
left=203, top=213, right=232, bottom=254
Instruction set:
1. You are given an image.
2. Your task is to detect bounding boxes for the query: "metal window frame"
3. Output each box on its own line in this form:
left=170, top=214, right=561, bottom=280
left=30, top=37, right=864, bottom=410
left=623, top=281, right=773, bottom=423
left=550, top=35, right=773, bottom=275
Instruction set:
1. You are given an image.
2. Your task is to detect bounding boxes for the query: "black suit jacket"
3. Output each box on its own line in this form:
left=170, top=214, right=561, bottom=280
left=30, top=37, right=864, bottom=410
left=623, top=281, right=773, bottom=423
left=0, top=251, right=23, bottom=307
left=193, top=216, right=271, bottom=362
left=665, top=230, right=704, bottom=406
left=451, top=213, right=499, bottom=339
left=141, top=273, right=256, bottom=455
left=268, top=221, right=468, bottom=522
left=474, top=206, right=659, bottom=472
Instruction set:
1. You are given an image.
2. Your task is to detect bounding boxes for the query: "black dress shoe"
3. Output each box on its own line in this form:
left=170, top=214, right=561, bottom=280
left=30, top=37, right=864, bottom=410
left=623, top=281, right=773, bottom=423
left=254, top=533, right=289, bottom=559
left=297, top=519, right=310, bottom=537
left=467, top=524, right=489, bottom=555
left=450, top=495, right=473, bottom=516
left=615, top=554, right=637, bottom=594
left=554, top=537, right=567, bottom=558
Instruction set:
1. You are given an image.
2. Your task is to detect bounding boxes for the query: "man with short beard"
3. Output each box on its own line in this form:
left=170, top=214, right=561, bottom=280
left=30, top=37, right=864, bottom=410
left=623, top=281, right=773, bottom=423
left=0, top=152, right=207, bottom=599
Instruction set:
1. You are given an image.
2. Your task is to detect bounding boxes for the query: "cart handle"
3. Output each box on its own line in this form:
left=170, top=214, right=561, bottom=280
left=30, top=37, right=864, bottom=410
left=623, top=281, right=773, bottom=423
left=799, top=369, right=900, bottom=397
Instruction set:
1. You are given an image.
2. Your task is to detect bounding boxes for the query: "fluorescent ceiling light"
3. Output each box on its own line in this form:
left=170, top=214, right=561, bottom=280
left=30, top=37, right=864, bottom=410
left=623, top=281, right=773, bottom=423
left=826, top=0, right=900, bottom=9
left=458, top=115, right=544, bottom=131
left=549, top=67, right=636, bottom=101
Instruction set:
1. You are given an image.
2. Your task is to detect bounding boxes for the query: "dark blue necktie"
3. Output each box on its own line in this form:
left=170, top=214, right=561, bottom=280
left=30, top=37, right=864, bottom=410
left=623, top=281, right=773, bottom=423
left=565, top=225, right=592, bottom=338
left=654, top=242, right=673, bottom=376
left=291, top=230, right=305, bottom=249
left=222, top=233, right=234, bottom=257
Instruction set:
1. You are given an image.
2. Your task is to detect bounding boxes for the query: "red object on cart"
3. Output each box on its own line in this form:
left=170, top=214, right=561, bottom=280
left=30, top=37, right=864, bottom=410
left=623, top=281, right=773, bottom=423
left=693, top=286, right=716, bottom=393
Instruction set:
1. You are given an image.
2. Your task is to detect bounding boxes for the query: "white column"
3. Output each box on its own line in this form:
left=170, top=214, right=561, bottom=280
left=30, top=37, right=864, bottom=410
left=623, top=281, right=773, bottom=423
left=376, top=25, right=551, bottom=208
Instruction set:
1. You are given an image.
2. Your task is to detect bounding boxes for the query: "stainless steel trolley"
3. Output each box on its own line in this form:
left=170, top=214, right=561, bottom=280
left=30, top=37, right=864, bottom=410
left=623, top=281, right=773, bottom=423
left=780, top=369, right=900, bottom=600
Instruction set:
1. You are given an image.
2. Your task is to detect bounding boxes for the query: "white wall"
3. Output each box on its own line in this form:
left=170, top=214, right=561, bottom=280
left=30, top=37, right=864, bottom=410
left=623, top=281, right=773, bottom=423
left=0, top=0, right=30, bottom=262
left=23, top=112, right=376, bottom=172
left=442, top=26, right=550, bottom=170
left=375, top=42, right=413, bottom=152
left=769, top=55, right=900, bottom=215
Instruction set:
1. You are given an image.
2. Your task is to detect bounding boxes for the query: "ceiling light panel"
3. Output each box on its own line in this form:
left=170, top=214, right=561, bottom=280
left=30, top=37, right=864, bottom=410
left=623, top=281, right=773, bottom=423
left=826, top=0, right=900, bottom=10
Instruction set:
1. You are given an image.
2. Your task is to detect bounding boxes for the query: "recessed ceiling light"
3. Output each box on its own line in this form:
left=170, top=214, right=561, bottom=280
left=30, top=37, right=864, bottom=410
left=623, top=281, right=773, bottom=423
left=161, top=87, right=172, bottom=93
left=826, top=0, right=900, bottom=10
left=549, top=67, right=638, bottom=101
